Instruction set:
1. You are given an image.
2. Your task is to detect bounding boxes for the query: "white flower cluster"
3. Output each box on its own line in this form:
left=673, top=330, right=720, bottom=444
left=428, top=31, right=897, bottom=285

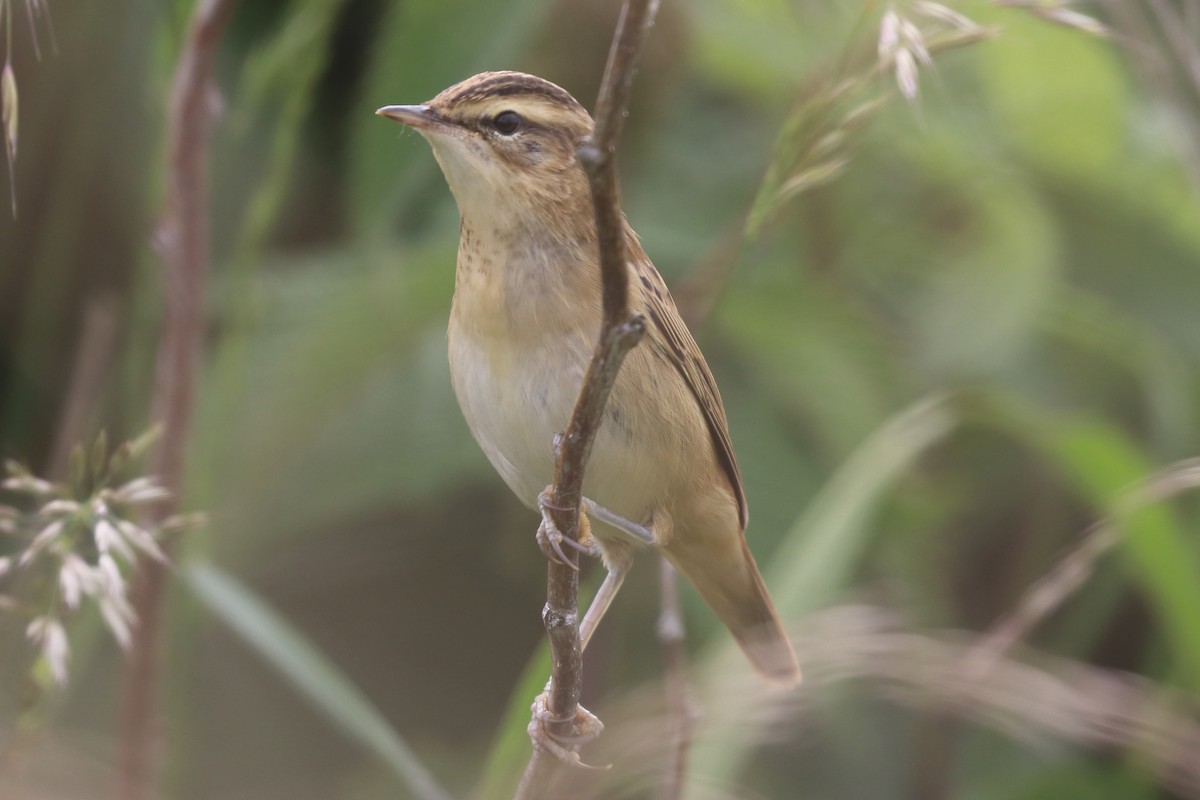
left=1, top=462, right=173, bottom=687
left=878, top=6, right=936, bottom=101
left=878, top=3, right=992, bottom=101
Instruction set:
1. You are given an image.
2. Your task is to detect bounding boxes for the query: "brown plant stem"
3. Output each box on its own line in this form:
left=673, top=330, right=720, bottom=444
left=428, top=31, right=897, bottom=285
left=513, top=1, right=658, bottom=797
left=118, top=1, right=239, bottom=798
left=657, top=557, right=694, bottom=800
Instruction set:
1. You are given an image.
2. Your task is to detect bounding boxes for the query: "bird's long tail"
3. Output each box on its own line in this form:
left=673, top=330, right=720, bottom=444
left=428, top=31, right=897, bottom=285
left=665, top=535, right=800, bottom=687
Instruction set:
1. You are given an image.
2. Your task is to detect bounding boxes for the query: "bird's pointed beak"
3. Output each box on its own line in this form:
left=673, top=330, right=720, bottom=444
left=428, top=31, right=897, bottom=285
left=376, top=104, right=442, bottom=130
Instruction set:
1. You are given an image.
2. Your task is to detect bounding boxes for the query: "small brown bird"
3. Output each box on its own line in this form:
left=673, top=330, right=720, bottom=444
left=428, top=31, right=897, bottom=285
left=378, top=71, right=799, bottom=686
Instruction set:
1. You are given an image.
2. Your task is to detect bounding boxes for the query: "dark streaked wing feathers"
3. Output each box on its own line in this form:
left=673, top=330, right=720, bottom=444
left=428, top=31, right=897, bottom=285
left=626, top=231, right=749, bottom=530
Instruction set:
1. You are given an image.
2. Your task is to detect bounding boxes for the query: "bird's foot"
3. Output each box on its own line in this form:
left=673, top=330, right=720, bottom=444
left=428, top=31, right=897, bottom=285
left=536, top=487, right=599, bottom=568
left=527, top=691, right=608, bottom=770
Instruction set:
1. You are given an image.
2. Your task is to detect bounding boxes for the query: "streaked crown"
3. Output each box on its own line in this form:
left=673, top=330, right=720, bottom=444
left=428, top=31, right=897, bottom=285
left=427, top=71, right=591, bottom=137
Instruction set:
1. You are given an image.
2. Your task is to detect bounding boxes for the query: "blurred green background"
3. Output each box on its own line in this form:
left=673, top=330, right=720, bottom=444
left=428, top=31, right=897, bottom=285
left=2, top=0, right=1200, bottom=797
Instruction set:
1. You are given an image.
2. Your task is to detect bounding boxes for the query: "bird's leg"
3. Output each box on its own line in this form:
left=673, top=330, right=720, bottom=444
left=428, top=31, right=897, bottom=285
left=581, top=497, right=656, bottom=545
left=580, top=561, right=627, bottom=651
left=537, top=484, right=657, bottom=566
left=578, top=501, right=662, bottom=652
left=577, top=502, right=663, bottom=650
left=538, top=489, right=661, bottom=647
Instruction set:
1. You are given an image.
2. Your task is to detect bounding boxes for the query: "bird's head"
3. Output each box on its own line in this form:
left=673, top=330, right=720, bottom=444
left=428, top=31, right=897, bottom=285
left=378, top=71, right=595, bottom=227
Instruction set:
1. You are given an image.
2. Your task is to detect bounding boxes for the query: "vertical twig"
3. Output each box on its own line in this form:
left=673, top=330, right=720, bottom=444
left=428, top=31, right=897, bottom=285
left=657, top=557, right=694, bottom=800
left=513, top=0, right=658, bottom=796
left=118, top=1, right=239, bottom=797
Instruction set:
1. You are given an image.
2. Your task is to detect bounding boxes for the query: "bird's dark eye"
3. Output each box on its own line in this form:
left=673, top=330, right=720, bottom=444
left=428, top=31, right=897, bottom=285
left=492, top=111, right=523, bottom=135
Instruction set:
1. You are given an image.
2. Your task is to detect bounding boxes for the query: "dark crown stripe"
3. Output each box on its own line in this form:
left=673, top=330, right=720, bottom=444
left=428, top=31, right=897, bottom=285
left=443, top=71, right=584, bottom=112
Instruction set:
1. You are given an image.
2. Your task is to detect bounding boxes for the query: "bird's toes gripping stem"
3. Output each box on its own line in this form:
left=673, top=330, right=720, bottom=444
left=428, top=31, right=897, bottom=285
left=527, top=691, right=608, bottom=770
left=536, top=486, right=599, bottom=568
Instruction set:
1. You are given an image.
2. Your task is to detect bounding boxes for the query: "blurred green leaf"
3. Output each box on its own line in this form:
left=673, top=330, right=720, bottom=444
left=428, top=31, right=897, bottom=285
left=720, top=279, right=907, bottom=458
left=909, top=170, right=1059, bottom=379
left=768, top=394, right=957, bottom=615
left=189, top=243, right=488, bottom=558
left=186, top=561, right=453, bottom=800
left=979, top=9, right=1127, bottom=178
left=976, top=760, right=1160, bottom=800
left=232, top=0, right=349, bottom=267
left=1050, top=421, right=1200, bottom=689
left=1042, top=290, right=1198, bottom=458
left=691, top=0, right=835, bottom=101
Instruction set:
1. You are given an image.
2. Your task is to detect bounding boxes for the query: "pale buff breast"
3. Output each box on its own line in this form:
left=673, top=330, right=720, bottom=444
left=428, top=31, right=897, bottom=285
left=447, top=262, right=705, bottom=532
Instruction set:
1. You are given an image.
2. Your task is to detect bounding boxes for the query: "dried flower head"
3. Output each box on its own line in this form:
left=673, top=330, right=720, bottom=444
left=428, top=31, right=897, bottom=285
left=26, top=616, right=69, bottom=686
left=1, top=0, right=56, bottom=216
left=0, top=427, right=193, bottom=689
left=1, top=61, right=15, bottom=214
left=2, top=62, right=16, bottom=160
left=877, top=7, right=935, bottom=100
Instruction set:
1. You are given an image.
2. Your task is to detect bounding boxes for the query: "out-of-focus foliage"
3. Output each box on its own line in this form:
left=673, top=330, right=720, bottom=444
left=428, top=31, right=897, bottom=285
left=2, top=0, right=1200, bottom=798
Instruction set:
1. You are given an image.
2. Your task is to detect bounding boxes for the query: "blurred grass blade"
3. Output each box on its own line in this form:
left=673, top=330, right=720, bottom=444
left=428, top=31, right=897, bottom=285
left=978, top=394, right=1200, bottom=690
left=186, top=561, right=453, bottom=800
left=769, top=393, right=956, bottom=615
left=232, top=0, right=348, bottom=270
left=687, top=394, right=956, bottom=792
left=1050, top=421, right=1200, bottom=689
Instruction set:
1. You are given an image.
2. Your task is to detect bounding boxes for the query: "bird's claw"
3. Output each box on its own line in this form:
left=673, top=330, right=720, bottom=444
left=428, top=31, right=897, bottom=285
left=527, top=692, right=608, bottom=770
left=536, top=487, right=599, bottom=568
left=536, top=516, right=577, bottom=569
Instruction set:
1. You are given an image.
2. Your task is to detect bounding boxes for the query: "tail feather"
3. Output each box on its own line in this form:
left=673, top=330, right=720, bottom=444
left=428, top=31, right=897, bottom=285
left=666, top=537, right=800, bottom=687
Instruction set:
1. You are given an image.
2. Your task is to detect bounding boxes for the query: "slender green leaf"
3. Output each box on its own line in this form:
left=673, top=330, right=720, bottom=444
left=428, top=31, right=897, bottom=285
left=186, top=562, right=454, bottom=800
left=769, top=393, right=957, bottom=615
